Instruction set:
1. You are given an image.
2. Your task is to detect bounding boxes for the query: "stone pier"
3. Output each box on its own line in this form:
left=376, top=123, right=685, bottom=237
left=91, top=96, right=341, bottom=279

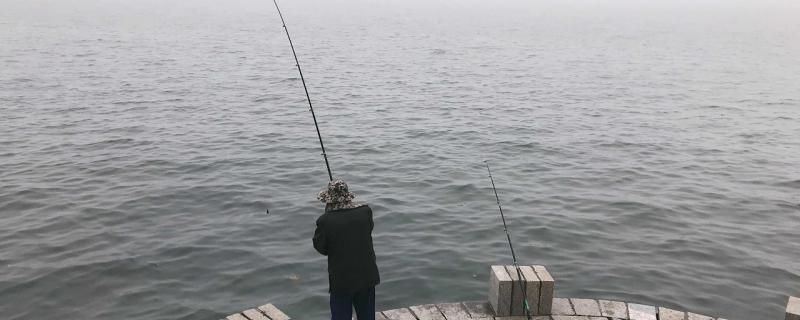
left=222, top=265, right=798, bottom=320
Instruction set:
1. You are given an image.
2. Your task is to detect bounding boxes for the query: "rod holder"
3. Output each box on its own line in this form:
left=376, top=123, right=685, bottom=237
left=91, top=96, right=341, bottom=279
left=488, top=265, right=554, bottom=316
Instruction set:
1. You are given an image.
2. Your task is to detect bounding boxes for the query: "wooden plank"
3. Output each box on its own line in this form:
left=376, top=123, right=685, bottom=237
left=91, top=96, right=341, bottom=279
left=242, top=309, right=269, bottom=320
left=242, top=309, right=270, bottom=320
left=410, top=304, right=446, bottom=320
left=227, top=314, right=249, bottom=320
left=658, top=307, right=686, bottom=320
left=551, top=298, right=574, bottom=315
left=376, top=312, right=390, bottom=320
left=628, top=303, right=656, bottom=320
left=257, top=304, right=291, bottom=320
left=687, top=313, right=714, bottom=320
left=437, top=303, right=471, bottom=320
left=598, top=300, right=628, bottom=319
left=462, top=301, right=495, bottom=318
left=569, top=299, right=601, bottom=317
left=383, top=308, right=418, bottom=320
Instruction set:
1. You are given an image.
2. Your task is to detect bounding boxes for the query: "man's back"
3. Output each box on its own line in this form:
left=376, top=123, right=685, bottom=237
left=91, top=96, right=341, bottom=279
left=314, top=204, right=380, bottom=294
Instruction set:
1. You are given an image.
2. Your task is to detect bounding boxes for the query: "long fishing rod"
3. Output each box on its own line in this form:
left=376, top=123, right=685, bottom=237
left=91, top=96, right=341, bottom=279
left=485, top=161, right=532, bottom=320
left=272, top=0, right=333, bottom=181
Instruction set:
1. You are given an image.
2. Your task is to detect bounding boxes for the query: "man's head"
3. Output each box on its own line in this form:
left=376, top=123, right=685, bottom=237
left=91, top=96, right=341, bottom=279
left=317, top=179, right=355, bottom=207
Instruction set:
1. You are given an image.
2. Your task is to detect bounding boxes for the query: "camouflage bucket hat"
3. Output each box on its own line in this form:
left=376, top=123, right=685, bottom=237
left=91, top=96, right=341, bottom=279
left=317, top=179, right=355, bottom=204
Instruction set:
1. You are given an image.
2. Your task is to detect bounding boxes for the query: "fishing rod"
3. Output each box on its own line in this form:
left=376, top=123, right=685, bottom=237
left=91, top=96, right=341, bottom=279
left=272, top=0, right=333, bottom=181
left=485, top=161, right=532, bottom=320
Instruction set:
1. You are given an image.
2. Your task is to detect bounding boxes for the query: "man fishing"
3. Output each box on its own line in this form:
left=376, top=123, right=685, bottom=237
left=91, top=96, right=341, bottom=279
left=313, top=179, right=380, bottom=320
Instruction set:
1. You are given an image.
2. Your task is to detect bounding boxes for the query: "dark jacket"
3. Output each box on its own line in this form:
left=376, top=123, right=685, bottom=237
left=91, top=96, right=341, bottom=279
left=313, top=204, right=380, bottom=294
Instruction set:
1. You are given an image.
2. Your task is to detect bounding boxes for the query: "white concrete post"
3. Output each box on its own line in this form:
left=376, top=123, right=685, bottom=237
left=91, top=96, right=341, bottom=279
left=787, top=296, right=800, bottom=320
left=489, top=265, right=513, bottom=316
left=488, top=265, right=555, bottom=317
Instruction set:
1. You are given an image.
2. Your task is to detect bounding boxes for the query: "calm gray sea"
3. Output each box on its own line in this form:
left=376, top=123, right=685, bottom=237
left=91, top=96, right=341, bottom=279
left=1, top=0, right=799, bottom=319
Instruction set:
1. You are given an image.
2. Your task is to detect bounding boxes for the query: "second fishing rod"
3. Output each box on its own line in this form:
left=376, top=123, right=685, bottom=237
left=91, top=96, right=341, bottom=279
left=486, top=161, right=533, bottom=320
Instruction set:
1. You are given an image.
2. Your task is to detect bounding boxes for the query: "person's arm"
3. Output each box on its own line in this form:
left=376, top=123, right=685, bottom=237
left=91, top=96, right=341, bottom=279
left=313, top=216, right=328, bottom=256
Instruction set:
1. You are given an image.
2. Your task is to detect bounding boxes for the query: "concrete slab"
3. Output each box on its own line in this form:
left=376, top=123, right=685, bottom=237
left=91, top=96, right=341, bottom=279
left=551, top=298, right=575, bottom=315
left=532, top=266, right=554, bottom=315
left=628, top=303, right=657, bottom=320
left=788, top=296, right=800, bottom=320
left=657, top=307, right=686, bottom=320
left=382, top=308, right=417, bottom=320
left=258, top=304, right=291, bottom=320
left=437, top=302, right=472, bottom=320
left=376, top=312, right=390, bottom=320
left=242, top=309, right=269, bottom=320
left=519, top=266, right=541, bottom=315
left=489, top=265, right=513, bottom=316
left=551, top=316, right=592, bottom=320
left=410, top=304, right=445, bottom=320
left=687, top=312, right=714, bottom=320
left=462, top=301, right=494, bottom=318
left=227, top=314, right=249, bottom=320
left=598, top=300, right=627, bottom=318
left=569, top=299, right=601, bottom=316
left=494, top=316, right=553, bottom=320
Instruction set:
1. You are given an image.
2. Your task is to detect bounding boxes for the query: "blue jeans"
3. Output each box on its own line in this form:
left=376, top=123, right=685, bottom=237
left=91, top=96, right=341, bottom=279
left=330, top=286, right=375, bottom=320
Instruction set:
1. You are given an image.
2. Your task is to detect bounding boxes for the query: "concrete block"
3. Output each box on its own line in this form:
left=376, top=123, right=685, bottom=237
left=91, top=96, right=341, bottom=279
left=226, top=314, right=249, bottom=320
left=242, top=309, right=269, bottom=320
left=532, top=265, right=555, bottom=315
left=551, top=316, right=592, bottom=320
left=409, top=304, right=445, bottom=320
left=658, top=307, right=686, bottom=320
left=551, top=298, right=575, bottom=315
left=437, top=302, right=472, bottom=320
left=376, top=312, right=389, bottom=320
left=628, top=303, right=657, bottom=320
left=489, top=265, right=514, bottom=316
left=569, top=299, right=601, bottom=316
left=598, top=300, right=627, bottom=318
left=382, top=308, right=417, bottom=320
left=788, top=296, right=800, bottom=320
left=257, top=304, right=291, bottom=320
left=519, top=266, right=541, bottom=315
left=687, top=312, right=714, bottom=320
left=462, top=301, right=494, bottom=318
left=505, top=266, right=527, bottom=316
